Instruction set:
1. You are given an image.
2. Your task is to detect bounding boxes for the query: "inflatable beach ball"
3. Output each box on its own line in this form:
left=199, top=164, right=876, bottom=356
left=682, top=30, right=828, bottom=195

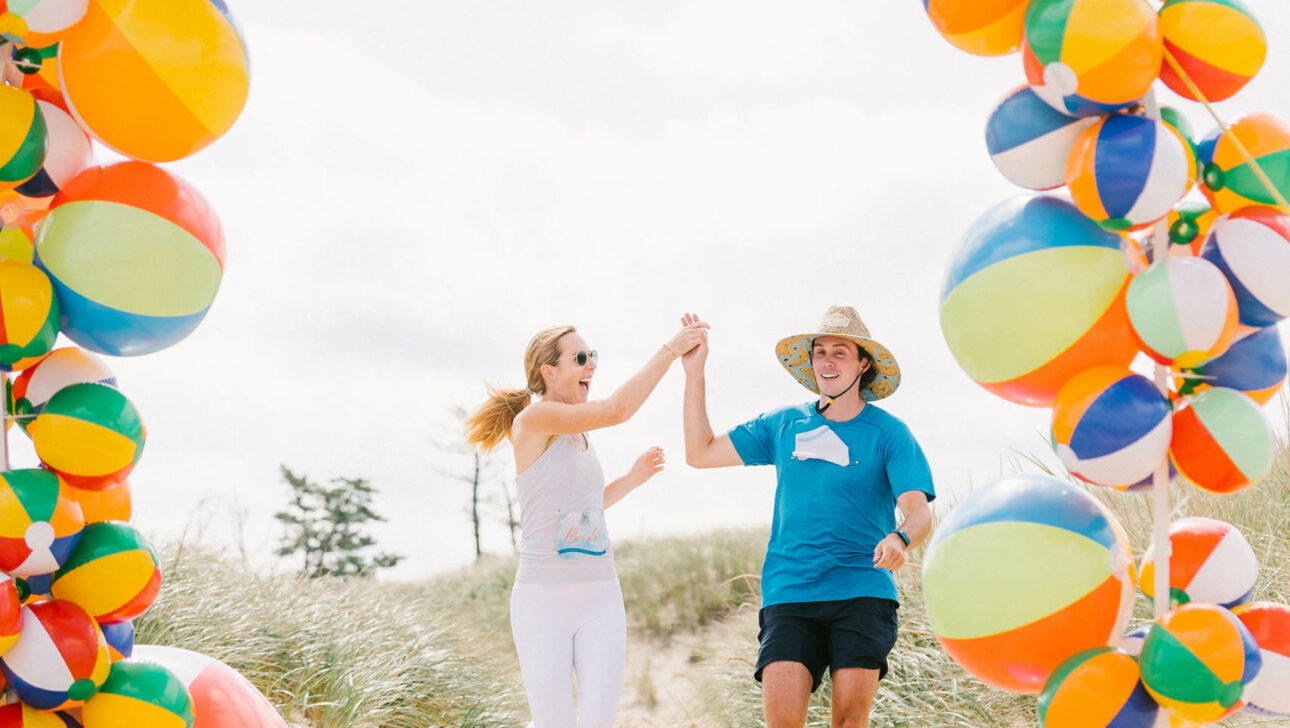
left=13, top=101, right=91, bottom=200
left=1159, top=0, right=1265, bottom=103
left=134, top=645, right=287, bottom=728
left=1171, top=387, right=1272, bottom=494
left=0, top=260, right=59, bottom=371
left=32, top=382, right=144, bottom=490
left=11, top=347, right=115, bottom=435
left=61, top=480, right=129, bottom=525
left=58, top=0, right=248, bottom=162
left=923, top=473, right=1135, bottom=694
left=1066, top=114, right=1194, bottom=232
left=1139, top=603, right=1260, bottom=724
left=0, top=600, right=109, bottom=710
left=0, top=703, right=80, bottom=727
left=35, top=161, right=225, bottom=357
left=0, top=576, right=19, bottom=657
left=1200, top=206, right=1290, bottom=328
left=0, top=0, right=87, bottom=48
left=941, top=196, right=1138, bottom=407
left=923, top=0, right=1029, bottom=56
left=0, top=190, right=45, bottom=263
left=99, top=620, right=132, bottom=663
left=1038, top=647, right=1158, bottom=728
left=1022, top=0, right=1162, bottom=116
left=51, top=521, right=159, bottom=624
left=1200, top=113, right=1290, bottom=212
left=14, top=43, right=63, bottom=109
left=1052, top=367, right=1172, bottom=488
left=1126, top=257, right=1238, bottom=369
left=1140, top=517, right=1258, bottom=609
left=1177, top=325, right=1286, bottom=404
left=0, top=85, right=46, bottom=192
left=986, top=85, right=1097, bottom=190
left=80, top=659, right=193, bottom=728
left=1167, top=201, right=1218, bottom=253
left=1232, top=602, right=1290, bottom=716
left=0, top=468, right=83, bottom=578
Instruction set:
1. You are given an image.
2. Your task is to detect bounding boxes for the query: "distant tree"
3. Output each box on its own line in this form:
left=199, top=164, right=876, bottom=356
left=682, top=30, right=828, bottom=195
left=275, top=465, right=403, bottom=578
left=435, top=407, right=519, bottom=559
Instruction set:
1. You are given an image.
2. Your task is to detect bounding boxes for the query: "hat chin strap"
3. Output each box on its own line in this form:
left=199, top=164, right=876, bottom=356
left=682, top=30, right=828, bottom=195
left=815, top=373, right=862, bottom=414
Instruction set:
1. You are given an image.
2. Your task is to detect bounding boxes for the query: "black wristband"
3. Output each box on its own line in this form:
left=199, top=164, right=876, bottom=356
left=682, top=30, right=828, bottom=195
left=892, top=529, right=910, bottom=547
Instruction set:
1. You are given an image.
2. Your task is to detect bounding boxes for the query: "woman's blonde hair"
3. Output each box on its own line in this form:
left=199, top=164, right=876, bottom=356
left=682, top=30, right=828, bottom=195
left=465, top=325, right=576, bottom=451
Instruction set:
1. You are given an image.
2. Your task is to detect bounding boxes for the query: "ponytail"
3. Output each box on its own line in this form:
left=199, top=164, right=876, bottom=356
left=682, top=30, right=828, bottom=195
left=465, top=387, right=532, bottom=451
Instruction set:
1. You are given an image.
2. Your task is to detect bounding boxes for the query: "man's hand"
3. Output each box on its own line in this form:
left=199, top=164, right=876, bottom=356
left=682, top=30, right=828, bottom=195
left=873, top=534, right=907, bottom=571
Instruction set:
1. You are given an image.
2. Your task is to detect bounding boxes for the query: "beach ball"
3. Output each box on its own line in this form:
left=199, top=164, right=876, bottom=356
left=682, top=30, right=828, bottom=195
left=0, top=85, right=46, bottom=191
left=1140, top=517, right=1258, bottom=609
left=1038, top=647, right=1158, bottom=728
left=134, top=645, right=288, bottom=728
left=14, top=43, right=63, bottom=109
left=0, top=468, right=83, bottom=578
left=34, top=161, right=225, bottom=356
left=61, top=481, right=129, bottom=525
left=941, top=195, right=1139, bottom=406
left=32, top=382, right=144, bottom=490
left=0, top=576, right=19, bottom=657
left=1067, top=115, right=1194, bottom=232
left=1171, top=387, right=1272, bottom=494
left=80, top=659, right=193, bottom=728
left=1052, top=367, right=1172, bottom=488
left=1232, top=602, right=1290, bottom=716
left=13, top=101, right=91, bottom=200
left=1159, top=0, right=1265, bottom=103
left=986, top=85, right=1098, bottom=190
left=1022, top=0, right=1162, bottom=116
left=923, top=0, right=1029, bottom=56
left=0, top=600, right=109, bottom=710
left=0, top=0, right=87, bottom=48
left=1199, top=206, right=1290, bottom=328
left=11, top=346, right=115, bottom=435
left=1126, top=257, right=1238, bottom=368
left=923, top=473, right=1136, bottom=694
left=58, top=0, right=248, bottom=162
left=99, top=621, right=132, bottom=663
left=0, top=260, right=59, bottom=371
left=1200, top=113, right=1290, bottom=212
left=0, top=703, right=80, bottom=727
left=51, top=521, right=158, bottom=625
left=0, top=190, right=45, bottom=263
left=1139, top=603, right=1260, bottom=723
left=1176, top=325, right=1286, bottom=404
left=1167, top=201, right=1218, bottom=253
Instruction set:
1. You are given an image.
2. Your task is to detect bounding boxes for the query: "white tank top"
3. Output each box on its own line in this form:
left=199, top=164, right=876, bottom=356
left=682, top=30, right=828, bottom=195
left=515, top=433, right=617, bottom=584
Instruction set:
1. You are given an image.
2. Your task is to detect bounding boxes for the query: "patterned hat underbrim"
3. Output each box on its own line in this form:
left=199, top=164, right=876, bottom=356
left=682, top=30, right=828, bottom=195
left=774, top=333, right=901, bottom=401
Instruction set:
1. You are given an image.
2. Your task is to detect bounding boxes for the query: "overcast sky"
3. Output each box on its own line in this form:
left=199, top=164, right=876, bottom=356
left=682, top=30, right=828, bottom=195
left=15, top=1, right=1288, bottom=580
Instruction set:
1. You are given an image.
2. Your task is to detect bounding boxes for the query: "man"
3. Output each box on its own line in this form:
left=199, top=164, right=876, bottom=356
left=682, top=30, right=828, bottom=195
left=680, top=306, right=934, bottom=728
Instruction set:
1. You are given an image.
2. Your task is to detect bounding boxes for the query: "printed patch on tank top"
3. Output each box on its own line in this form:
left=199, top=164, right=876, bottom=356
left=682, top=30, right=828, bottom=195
left=791, top=425, right=851, bottom=467
left=556, top=509, right=610, bottom=559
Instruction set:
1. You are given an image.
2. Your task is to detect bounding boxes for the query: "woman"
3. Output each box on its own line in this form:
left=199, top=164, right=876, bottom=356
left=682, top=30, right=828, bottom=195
left=465, top=316, right=707, bottom=728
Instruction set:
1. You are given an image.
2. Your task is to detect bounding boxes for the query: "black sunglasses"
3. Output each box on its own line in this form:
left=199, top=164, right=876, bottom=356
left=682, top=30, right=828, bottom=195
left=566, top=350, right=598, bottom=366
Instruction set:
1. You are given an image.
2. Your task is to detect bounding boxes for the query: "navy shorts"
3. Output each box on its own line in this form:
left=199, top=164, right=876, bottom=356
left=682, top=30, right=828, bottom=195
left=754, top=597, right=899, bottom=692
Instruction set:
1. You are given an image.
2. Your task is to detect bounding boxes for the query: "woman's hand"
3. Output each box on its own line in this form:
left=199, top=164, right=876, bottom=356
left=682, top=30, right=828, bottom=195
left=680, top=315, right=708, bottom=376
left=664, top=313, right=709, bottom=360
left=628, top=446, right=665, bottom=487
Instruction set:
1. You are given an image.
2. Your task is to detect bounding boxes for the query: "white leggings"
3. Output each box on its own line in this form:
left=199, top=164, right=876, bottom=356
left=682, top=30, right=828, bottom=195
left=510, top=578, right=627, bottom=728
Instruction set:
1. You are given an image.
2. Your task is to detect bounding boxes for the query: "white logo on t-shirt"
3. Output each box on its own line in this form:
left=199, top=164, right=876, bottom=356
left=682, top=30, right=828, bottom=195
left=792, top=425, right=851, bottom=467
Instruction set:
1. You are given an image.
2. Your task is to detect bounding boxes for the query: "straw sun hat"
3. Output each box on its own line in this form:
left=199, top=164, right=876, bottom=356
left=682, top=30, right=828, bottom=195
left=774, top=305, right=901, bottom=401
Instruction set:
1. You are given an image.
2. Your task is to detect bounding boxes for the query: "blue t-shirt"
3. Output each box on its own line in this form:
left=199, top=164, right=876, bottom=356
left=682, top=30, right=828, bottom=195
left=729, top=402, right=935, bottom=608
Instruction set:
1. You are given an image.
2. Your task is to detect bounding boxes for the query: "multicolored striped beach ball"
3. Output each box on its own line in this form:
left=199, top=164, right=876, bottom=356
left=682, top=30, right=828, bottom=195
left=0, top=85, right=46, bottom=191
left=1139, top=603, right=1261, bottom=724
left=1066, top=115, right=1194, bottom=232
left=0, top=468, right=83, bottom=578
left=0, top=260, right=59, bottom=371
left=1176, top=325, right=1286, bottom=404
left=1038, top=647, right=1158, bottom=728
left=1231, top=602, right=1290, bottom=716
left=1167, top=200, right=1219, bottom=253
left=0, top=703, right=81, bottom=727
left=0, top=575, right=20, bottom=657
left=0, top=0, right=88, bottom=48
left=34, top=161, right=226, bottom=356
left=1158, top=0, right=1266, bottom=103
left=1140, top=517, right=1258, bottom=609
left=58, top=0, right=249, bottom=162
left=15, top=43, right=63, bottom=109
left=923, top=0, right=1030, bottom=56
left=1199, top=206, right=1290, bottom=328
left=1171, top=387, right=1272, bottom=494
left=133, top=645, right=287, bottom=728
left=986, top=85, right=1097, bottom=190
left=923, top=473, right=1136, bottom=694
left=0, top=189, right=46, bottom=263
left=80, top=659, right=193, bottom=728
left=11, top=346, right=116, bottom=435
left=1126, top=257, right=1238, bottom=368
left=51, top=521, right=159, bottom=624
left=941, top=195, right=1138, bottom=406
left=61, top=480, right=130, bottom=525
left=1022, top=0, right=1162, bottom=116
left=12, top=101, right=92, bottom=200
left=1052, top=367, right=1172, bottom=488
left=31, top=382, right=144, bottom=491
left=0, top=600, right=110, bottom=710
left=1200, top=113, right=1290, bottom=212
left=100, top=620, right=133, bottom=663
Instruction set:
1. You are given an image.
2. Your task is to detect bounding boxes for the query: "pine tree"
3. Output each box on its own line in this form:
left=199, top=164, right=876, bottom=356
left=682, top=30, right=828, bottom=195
left=274, top=465, right=403, bottom=578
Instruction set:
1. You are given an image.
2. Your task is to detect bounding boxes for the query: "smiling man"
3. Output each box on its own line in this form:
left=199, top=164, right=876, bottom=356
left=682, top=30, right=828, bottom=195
left=680, top=305, right=935, bottom=728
